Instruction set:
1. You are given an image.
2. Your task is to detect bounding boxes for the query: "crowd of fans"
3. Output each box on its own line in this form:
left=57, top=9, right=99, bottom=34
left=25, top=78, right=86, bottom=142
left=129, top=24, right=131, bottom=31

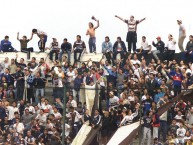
left=0, top=17, right=193, bottom=145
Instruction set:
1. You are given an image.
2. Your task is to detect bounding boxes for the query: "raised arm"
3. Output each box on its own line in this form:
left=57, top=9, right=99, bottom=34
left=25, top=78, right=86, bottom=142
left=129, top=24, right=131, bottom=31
left=29, top=32, right=34, bottom=41
left=115, top=15, right=125, bottom=22
left=94, top=20, right=99, bottom=30
left=17, top=32, right=20, bottom=41
left=139, top=17, right=146, bottom=23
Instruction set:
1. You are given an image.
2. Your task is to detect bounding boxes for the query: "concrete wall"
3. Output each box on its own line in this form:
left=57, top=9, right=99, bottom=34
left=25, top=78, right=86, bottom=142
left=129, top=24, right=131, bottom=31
left=0, top=52, right=103, bottom=66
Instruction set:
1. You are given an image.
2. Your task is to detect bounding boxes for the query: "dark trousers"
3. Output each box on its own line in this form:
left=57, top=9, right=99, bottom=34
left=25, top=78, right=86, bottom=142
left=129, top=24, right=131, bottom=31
left=38, top=35, right=47, bottom=52
left=104, top=51, right=113, bottom=64
left=158, top=120, right=167, bottom=142
left=174, top=85, right=181, bottom=97
left=74, top=49, right=83, bottom=61
left=49, top=50, right=59, bottom=61
left=16, top=86, right=24, bottom=100
left=59, top=50, right=71, bottom=62
left=53, top=87, right=64, bottom=100
left=89, top=37, right=96, bottom=53
left=21, top=47, right=34, bottom=60
left=165, top=50, right=175, bottom=61
left=113, top=51, right=124, bottom=65
left=2, top=48, right=14, bottom=52
left=126, top=31, right=137, bottom=52
left=183, top=51, right=193, bottom=63
left=27, top=88, right=34, bottom=103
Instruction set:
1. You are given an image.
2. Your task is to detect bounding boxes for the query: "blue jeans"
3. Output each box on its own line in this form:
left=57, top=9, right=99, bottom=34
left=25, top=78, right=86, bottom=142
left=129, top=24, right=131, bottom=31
left=53, top=87, right=64, bottom=100
left=49, top=50, right=59, bottom=61
left=89, top=37, right=96, bottom=53
left=183, top=51, right=193, bottom=62
left=35, top=88, right=44, bottom=103
left=158, top=120, right=167, bottom=142
left=59, top=50, right=71, bottom=62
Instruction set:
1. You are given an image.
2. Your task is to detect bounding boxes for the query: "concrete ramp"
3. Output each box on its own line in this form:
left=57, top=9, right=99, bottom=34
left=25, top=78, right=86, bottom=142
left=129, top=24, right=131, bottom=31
left=71, top=123, right=92, bottom=145
left=107, top=121, right=140, bottom=145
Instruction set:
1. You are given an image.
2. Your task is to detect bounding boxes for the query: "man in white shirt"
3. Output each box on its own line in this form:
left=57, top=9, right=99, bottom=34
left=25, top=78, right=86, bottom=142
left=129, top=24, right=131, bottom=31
left=32, top=28, right=47, bottom=52
left=66, top=95, right=77, bottom=109
left=67, top=65, right=75, bottom=82
left=109, top=91, right=119, bottom=109
left=49, top=38, right=60, bottom=61
left=66, top=106, right=82, bottom=136
left=52, top=107, right=62, bottom=120
left=24, top=103, right=35, bottom=114
left=42, top=99, right=52, bottom=116
left=177, top=20, right=186, bottom=52
left=130, top=53, right=141, bottom=65
left=176, top=122, right=186, bottom=144
left=139, top=36, right=151, bottom=55
left=165, top=34, right=176, bottom=61
left=12, top=118, right=24, bottom=134
left=35, top=109, right=47, bottom=127
left=6, top=102, right=19, bottom=124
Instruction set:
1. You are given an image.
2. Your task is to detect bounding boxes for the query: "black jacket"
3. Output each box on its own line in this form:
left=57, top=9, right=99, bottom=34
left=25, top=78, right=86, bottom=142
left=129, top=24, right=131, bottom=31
left=152, top=40, right=165, bottom=53
left=14, top=71, right=24, bottom=87
left=186, top=40, right=193, bottom=52
left=61, top=42, right=72, bottom=51
left=113, top=41, right=127, bottom=52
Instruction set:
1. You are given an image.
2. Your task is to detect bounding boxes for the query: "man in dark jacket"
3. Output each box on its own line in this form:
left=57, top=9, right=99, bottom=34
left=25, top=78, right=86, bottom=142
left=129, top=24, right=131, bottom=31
left=0, top=36, right=17, bottom=52
left=152, top=36, right=165, bottom=61
left=14, top=66, right=24, bottom=100
left=184, top=35, right=193, bottom=62
left=113, top=37, right=127, bottom=65
left=59, top=38, right=72, bottom=62
left=0, top=101, right=6, bottom=121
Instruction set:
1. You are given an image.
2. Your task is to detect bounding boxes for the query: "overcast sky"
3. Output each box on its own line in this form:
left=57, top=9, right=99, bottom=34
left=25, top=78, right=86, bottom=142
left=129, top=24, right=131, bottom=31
left=1, top=0, right=192, bottom=52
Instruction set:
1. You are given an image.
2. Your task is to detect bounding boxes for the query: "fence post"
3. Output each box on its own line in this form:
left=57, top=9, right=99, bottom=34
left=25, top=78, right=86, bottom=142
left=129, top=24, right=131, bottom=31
left=138, top=91, right=143, bottom=145
left=62, top=85, right=67, bottom=145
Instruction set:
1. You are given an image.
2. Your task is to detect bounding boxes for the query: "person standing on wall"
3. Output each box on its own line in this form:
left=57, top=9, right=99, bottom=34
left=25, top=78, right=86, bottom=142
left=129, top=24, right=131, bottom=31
left=115, top=15, right=146, bottom=53
left=17, top=32, right=34, bottom=60
left=86, top=16, right=99, bottom=53
left=177, top=20, right=186, bottom=52
left=32, top=29, right=48, bottom=52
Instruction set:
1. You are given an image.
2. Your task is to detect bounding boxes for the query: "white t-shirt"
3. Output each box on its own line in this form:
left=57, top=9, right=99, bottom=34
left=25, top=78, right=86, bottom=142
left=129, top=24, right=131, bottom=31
left=128, top=96, right=135, bottom=102
left=25, top=106, right=35, bottom=114
left=68, top=100, right=77, bottom=108
left=65, top=123, right=70, bottom=136
left=42, top=104, right=52, bottom=114
left=67, top=71, right=75, bottom=82
left=109, top=96, right=119, bottom=106
left=176, top=127, right=186, bottom=138
left=141, top=41, right=149, bottom=50
left=166, top=40, right=176, bottom=51
left=7, top=106, right=19, bottom=120
left=35, top=114, right=47, bottom=125
left=66, top=111, right=82, bottom=123
left=53, top=112, right=62, bottom=119
left=13, top=123, right=24, bottom=134
left=37, top=29, right=47, bottom=36
left=142, top=95, right=147, bottom=101
left=179, top=24, right=185, bottom=37
left=131, top=59, right=141, bottom=65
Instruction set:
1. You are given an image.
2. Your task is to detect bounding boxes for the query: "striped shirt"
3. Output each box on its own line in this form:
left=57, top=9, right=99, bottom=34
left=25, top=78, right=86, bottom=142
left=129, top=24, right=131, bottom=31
left=125, top=20, right=139, bottom=32
left=73, top=40, right=86, bottom=50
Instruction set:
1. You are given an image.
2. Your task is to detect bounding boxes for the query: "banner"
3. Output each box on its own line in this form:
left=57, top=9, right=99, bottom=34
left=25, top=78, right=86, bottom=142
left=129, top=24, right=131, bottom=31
left=85, top=84, right=96, bottom=116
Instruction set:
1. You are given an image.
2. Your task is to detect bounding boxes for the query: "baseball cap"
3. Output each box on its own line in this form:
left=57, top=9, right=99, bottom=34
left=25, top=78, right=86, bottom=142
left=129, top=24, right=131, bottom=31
left=156, top=36, right=161, bottom=39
